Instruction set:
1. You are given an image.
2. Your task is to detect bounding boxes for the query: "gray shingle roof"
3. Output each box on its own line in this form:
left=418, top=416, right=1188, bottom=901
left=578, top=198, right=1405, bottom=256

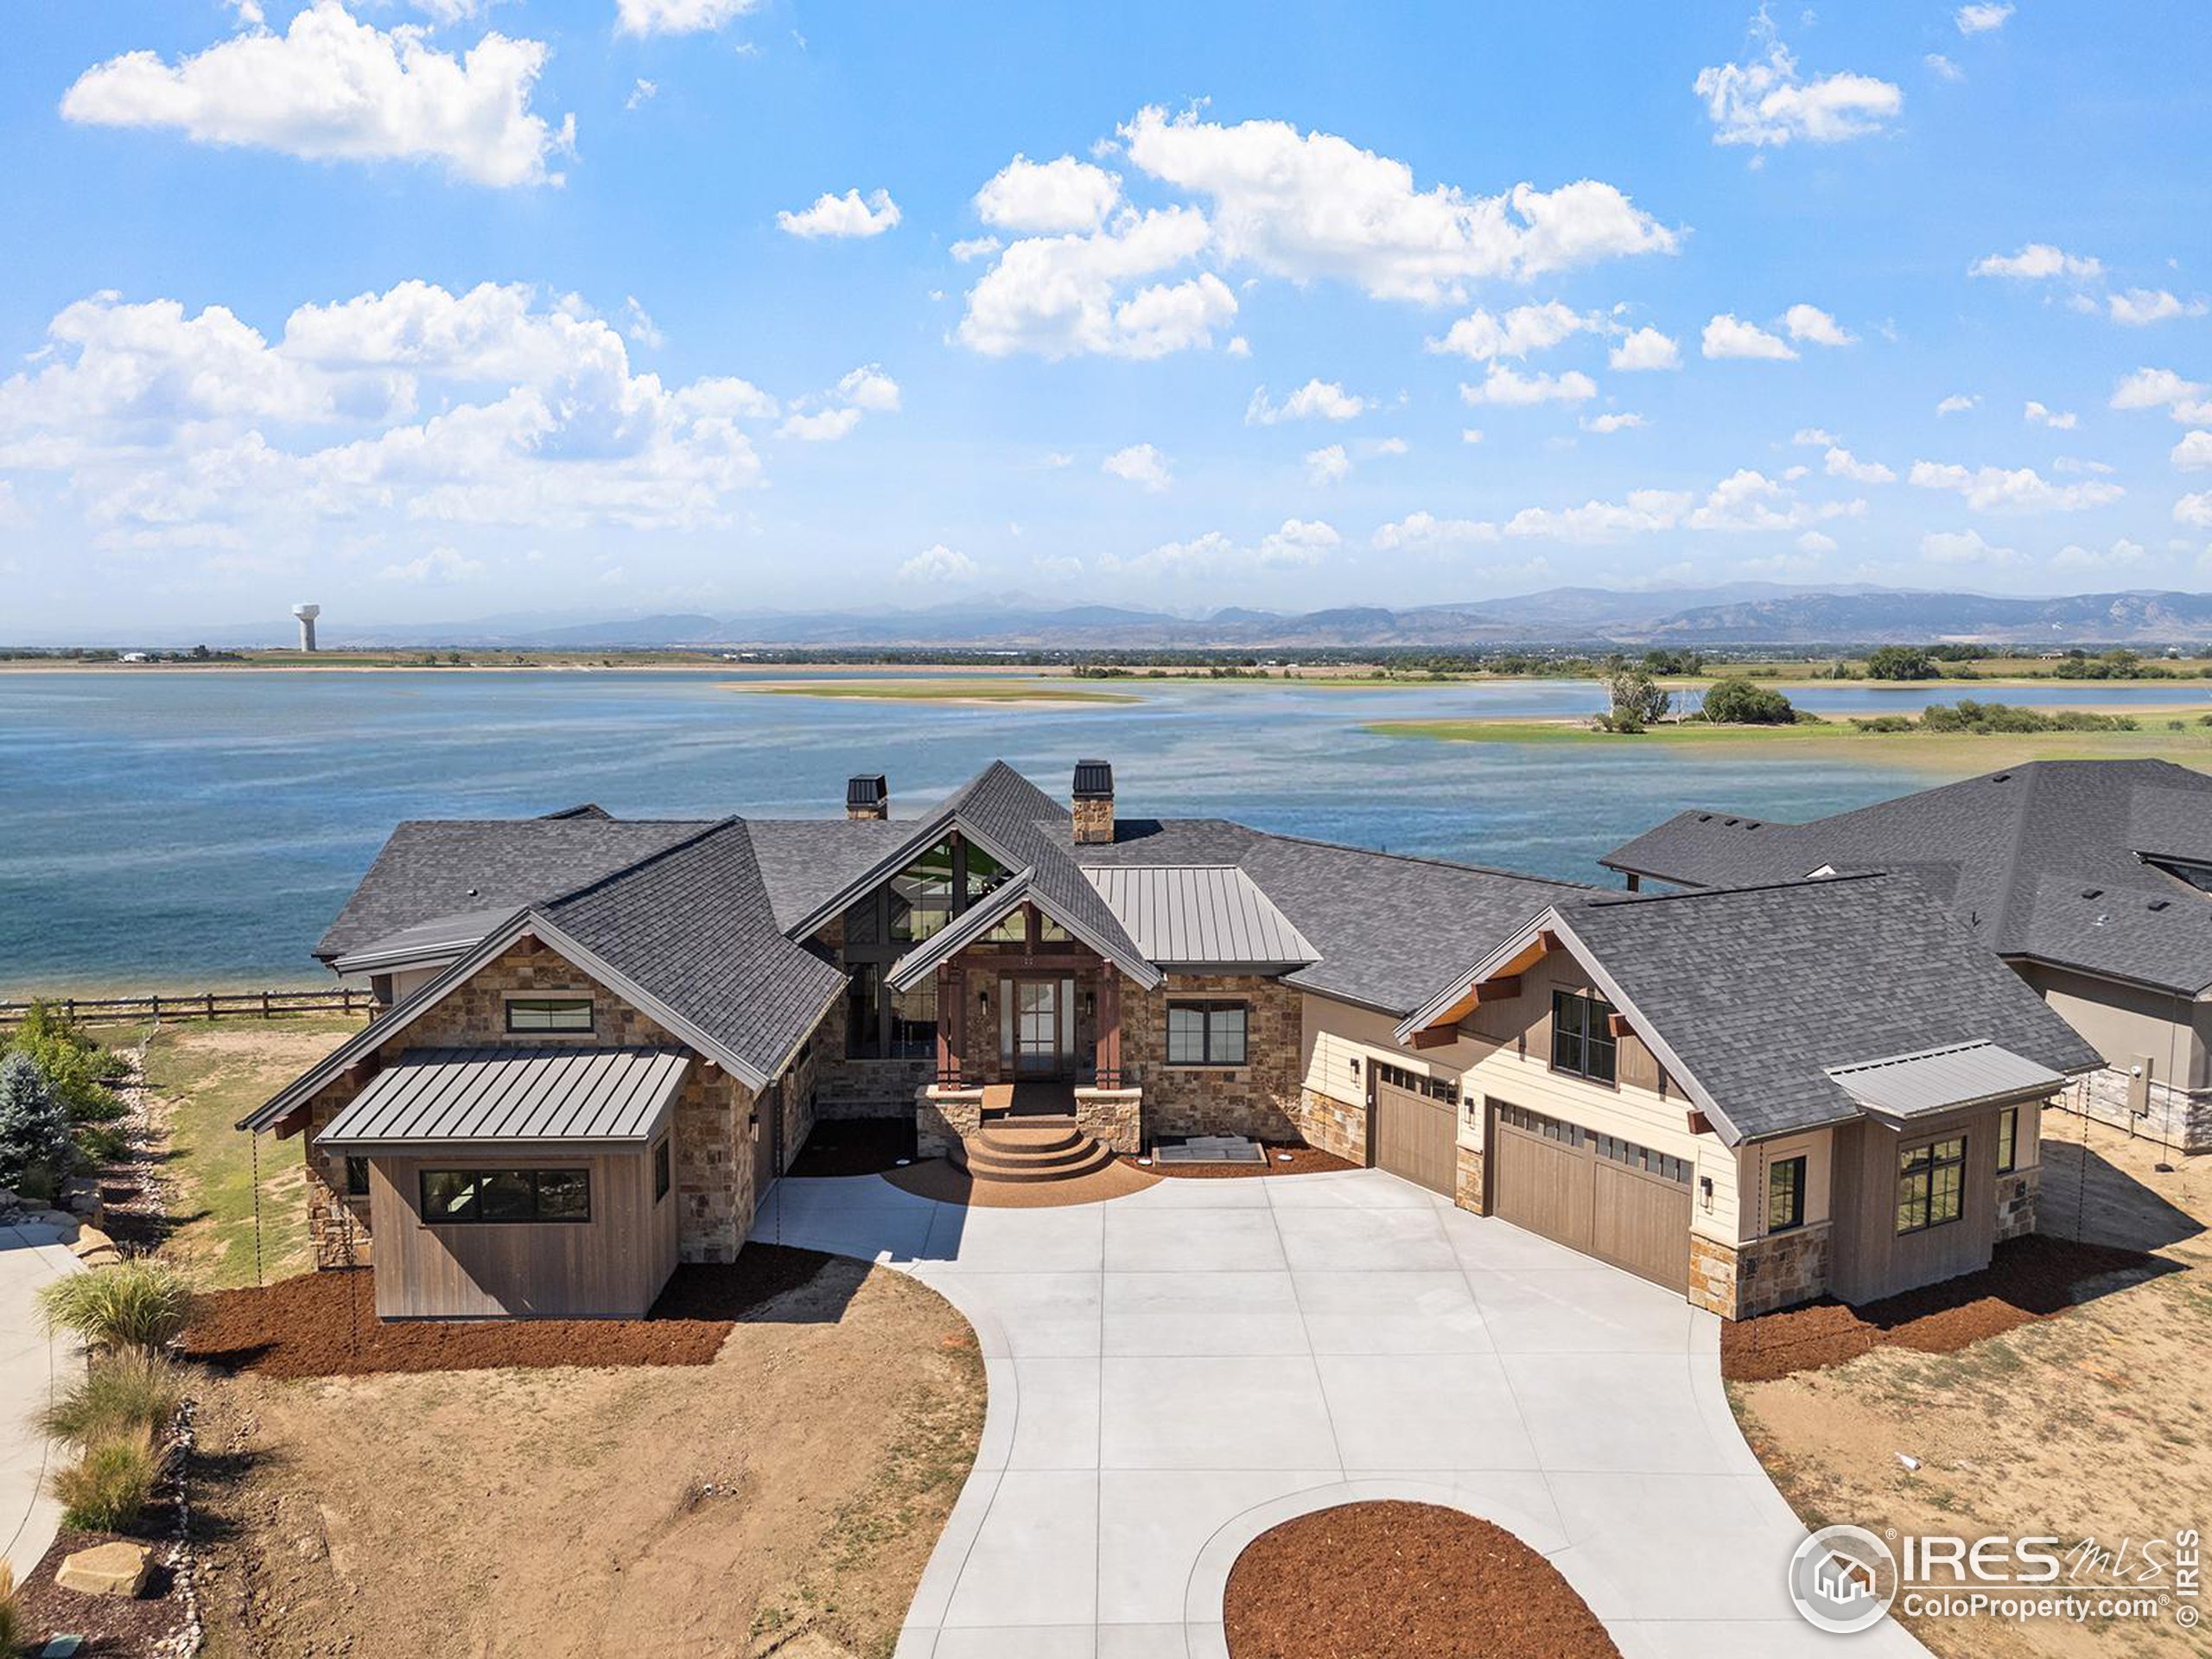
left=1241, top=836, right=1589, bottom=1014
left=317, top=1046, right=689, bottom=1147
left=1601, top=760, right=2212, bottom=995
left=1554, top=873, right=2104, bottom=1141
left=315, top=818, right=715, bottom=963
left=1083, top=867, right=1317, bottom=967
left=746, top=817, right=918, bottom=931
left=542, top=820, right=846, bottom=1086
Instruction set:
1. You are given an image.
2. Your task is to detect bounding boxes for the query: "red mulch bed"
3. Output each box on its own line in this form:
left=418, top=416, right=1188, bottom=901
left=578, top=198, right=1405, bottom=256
left=1122, top=1142, right=1358, bottom=1179
left=177, top=1245, right=842, bottom=1379
left=788, top=1115, right=917, bottom=1177
left=1225, top=1500, right=1618, bottom=1659
left=13, top=1517, right=186, bottom=1659
left=1722, top=1233, right=2175, bottom=1383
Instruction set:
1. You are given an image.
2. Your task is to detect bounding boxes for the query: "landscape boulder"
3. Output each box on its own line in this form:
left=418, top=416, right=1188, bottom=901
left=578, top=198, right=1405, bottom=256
left=54, top=1540, right=151, bottom=1598
left=68, top=1224, right=120, bottom=1265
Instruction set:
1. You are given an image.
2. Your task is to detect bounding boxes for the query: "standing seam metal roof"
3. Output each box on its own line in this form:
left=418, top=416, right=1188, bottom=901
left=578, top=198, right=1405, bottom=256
left=1083, top=866, right=1316, bottom=965
left=316, top=1046, right=689, bottom=1146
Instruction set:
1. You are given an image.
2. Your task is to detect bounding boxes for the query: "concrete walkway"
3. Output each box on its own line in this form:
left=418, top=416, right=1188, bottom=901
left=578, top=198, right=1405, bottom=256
left=753, top=1166, right=1929, bottom=1659
left=2, top=1218, right=86, bottom=1584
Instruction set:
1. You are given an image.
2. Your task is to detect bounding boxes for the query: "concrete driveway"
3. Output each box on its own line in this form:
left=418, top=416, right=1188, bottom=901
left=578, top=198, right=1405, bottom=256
left=3, top=1217, right=85, bottom=1583
left=753, top=1166, right=1929, bottom=1659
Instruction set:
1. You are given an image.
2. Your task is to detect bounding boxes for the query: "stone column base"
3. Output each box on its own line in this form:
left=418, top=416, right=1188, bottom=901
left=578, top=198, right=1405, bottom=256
left=1453, top=1145, right=1486, bottom=1215
left=918, top=1084, right=985, bottom=1160
left=1995, top=1166, right=2039, bottom=1242
left=1073, top=1088, right=1142, bottom=1154
left=1295, top=1088, right=1367, bottom=1166
left=1691, top=1224, right=1829, bottom=1319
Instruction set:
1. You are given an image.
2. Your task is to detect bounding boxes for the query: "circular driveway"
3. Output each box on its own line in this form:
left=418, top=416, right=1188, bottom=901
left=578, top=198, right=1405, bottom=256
left=753, top=1166, right=1929, bottom=1659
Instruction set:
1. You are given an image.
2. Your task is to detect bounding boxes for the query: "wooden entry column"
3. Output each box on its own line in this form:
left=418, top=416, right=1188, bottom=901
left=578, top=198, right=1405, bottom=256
left=937, top=962, right=963, bottom=1084
left=1094, top=972, right=1122, bottom=1088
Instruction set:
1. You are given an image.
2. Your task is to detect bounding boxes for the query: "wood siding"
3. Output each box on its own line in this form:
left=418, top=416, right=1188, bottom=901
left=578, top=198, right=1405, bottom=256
left=1372, top=1075, right=1456, bottom=1196
left=367, top=1143, right=679, bottom=1319
left=1827, top=1105, right=2001, bottom=1304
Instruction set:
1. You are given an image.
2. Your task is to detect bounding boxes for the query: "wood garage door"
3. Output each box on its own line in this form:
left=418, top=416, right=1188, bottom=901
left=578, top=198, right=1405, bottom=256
left=1372, top=1066, right=1459, bottom=1198
left=1488, top=1101, right=1692, bottom=1290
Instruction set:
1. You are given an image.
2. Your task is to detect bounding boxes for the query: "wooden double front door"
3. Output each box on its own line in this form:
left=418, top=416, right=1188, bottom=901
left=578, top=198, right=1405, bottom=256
left=1000, top=975, right=1077, bottom=1078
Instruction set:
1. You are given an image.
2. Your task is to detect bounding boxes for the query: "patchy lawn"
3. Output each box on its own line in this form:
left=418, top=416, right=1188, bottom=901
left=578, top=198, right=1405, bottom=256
left=1731, top=1119, right=2212, bottom=1658
left=143, top=1014, right=363, bottom=1287
left=191, top=1253, right=985, bottom=1659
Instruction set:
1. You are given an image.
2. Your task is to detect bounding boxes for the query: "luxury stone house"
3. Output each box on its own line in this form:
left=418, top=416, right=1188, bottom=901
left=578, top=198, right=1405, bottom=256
left=243, top=759, right=2095, bottom=1322
left=1604, top=759, right=2212, bottom=1151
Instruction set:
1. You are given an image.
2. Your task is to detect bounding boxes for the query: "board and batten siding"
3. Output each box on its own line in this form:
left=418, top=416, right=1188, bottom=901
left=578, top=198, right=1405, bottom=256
left=365, top=1140, right=680, bottom=1319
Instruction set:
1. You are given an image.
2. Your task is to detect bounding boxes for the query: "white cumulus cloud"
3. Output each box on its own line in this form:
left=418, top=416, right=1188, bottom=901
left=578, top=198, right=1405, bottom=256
left=1459, top=365, right=1597, bottom=405
left=1246, top=379, right=1369, bottom=423
left=956, top=207, right=1235, bottom=359
left=777, top=188, right=901, bottom=238
left=615, top=0, right=758, bottom=34
left=1702, top=314, right=1797, bottom=360
left=2110, top=367, right=2212, bottom=422
left=1969, top=244, right=2104, bottom=282
left=1580, top=412, right=1645, bottom=435
left=974, top=155, right=1122, bottom=232
left=1303, top=444, right=1351, bottom=484
left=1609, top=327, right=1681, bottom=371
left=1937, top=393, right=1980, bottom=416
left=1105, top=518, right=1339, bottom=578
left=898, top=543, right=978, bottom=582
left=1909, top=459, right=2126, bottom=512
left=2107, top=289, right=2210, bottom=327
left=1694, top=25, right=1902, bottom=147
left=2177, top=493, right=2212, bottom=530
left=1102, top=442, right=1173, bottom=491
left=1824, top=446, right=1895, bottom=483
left=2023, top=400, right=2076, bottom=429
left=2173, top=431, right=2212, bottom=472
left=1921, top=528, right=2019, bottom=564
left=60, top=1, right=575, bottom=188
left=1783, top=303, right=1853, bottom=346
left=1428, top=302, right=1596, bottom=361
left=1955, top=3, right=2013, bottom=34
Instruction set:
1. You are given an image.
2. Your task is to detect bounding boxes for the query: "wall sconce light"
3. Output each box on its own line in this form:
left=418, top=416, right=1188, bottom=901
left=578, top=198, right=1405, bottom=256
left=1699, top=1174, right=1714, bottom=1211
left=1349, top=1056, right=1362, bottom=1076
left=1084, top=990, right=1096, bottom=1017
left=978, top=987, right=989, bottom=1006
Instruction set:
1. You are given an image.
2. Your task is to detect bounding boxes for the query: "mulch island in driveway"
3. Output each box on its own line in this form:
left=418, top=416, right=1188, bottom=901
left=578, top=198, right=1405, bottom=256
left=1224, top=1500, right=1618, bottom=1659
left=179, top=1244, right=842, bottom=1378
left=1723, top=1233, right=2171, bottom=1382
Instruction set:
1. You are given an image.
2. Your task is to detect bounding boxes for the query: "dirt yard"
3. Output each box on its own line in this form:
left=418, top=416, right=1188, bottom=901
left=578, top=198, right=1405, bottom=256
left=1732, top=1118, right=2212, bottom=1659
left=190, top=1253, right=984, bottom=1659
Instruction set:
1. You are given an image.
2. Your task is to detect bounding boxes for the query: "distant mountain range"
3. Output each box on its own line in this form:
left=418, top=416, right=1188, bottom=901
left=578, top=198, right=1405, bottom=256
left=34, top=583, right=2212, bottom=651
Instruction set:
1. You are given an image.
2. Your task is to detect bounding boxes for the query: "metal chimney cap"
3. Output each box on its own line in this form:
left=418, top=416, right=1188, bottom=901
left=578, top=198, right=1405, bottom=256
left=846, top=773, right=888, bottom=808
left=1071, top=760, right=1115, bottom=799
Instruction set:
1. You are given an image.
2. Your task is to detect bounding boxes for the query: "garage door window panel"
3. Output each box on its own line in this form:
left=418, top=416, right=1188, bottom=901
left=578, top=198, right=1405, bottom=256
left=1549, top=989, right=1618, bottom=1085
left=1897, top=1136, right=1966, bottom=1236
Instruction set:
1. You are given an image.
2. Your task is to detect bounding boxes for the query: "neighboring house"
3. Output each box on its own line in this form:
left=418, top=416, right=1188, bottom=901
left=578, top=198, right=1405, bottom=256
left=1602, top=760, right=2212, bottom=1151
left=242, top=760, right=2093, bottom=1322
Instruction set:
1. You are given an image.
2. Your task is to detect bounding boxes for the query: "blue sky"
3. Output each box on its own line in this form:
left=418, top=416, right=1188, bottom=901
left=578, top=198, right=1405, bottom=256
left=3, top=0, right=2209, bottom=635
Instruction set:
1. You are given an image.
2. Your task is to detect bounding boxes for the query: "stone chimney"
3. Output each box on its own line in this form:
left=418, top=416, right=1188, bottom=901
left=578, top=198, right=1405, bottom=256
left=1071, top=760, right=1115, bottom=844
left=846, top=774, right=889, bottom=821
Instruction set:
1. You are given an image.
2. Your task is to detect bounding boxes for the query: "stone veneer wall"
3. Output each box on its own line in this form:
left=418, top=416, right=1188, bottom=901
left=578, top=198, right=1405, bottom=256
left=2075, top=1068, right=2212, bottom=1154
left=288, top=941, right=760, bottom=1266
left=1454, top=1146, right=1485, bottom=1216
left=1689, top=1226, right=1830, bottom=1320
left=1122, top=973, right=1305, bottom=1143
left=1071, top=797, right=1114, bottom=845
left=1295, top=1086, right=1366, bottom=1165
left=1994, top=1166, right=2040, bottom=1243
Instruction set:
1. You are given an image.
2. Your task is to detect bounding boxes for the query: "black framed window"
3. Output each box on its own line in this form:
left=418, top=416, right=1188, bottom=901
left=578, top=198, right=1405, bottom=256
left=419, top=1167, right=592, bottom=1224
left=888, top=839, right=957, bottom=942
left=1996, top=1106, right=2020, bottom=1175
left=1767, top=1155, right=1806, bottom=1234
left=1166, top=1002, right=1247, bottom=1065
left=506, top=996, right=594, bottom=1033
left=1897, top=1136, right=1967, bottom=1236
left=1549, top=988, right=1618, bottom=1084
left=344, top=1154, right=371, bottom=1198
left=653, top=1138, right=671, bottom=1202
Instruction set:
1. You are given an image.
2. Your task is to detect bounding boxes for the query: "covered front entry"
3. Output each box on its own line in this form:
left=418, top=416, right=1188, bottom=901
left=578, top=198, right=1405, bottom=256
left=1371, top=1065, right=1458, bottom=1197
left=1001, top=974, right=1077, bottom=1078
left=1487, top=1099, right=1691, bottom=1290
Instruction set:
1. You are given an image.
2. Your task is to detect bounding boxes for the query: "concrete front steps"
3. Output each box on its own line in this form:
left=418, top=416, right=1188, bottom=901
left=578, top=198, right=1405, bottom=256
left=954, top=1116, right=1116, bottom=1185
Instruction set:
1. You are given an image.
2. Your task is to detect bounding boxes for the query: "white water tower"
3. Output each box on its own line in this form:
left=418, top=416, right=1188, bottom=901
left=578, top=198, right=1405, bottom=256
left=292, top=603, right=321, bottom=652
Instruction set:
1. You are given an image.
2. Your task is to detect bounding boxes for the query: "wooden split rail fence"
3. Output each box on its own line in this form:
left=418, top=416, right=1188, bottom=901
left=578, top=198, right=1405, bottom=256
left=0, top=986, right=376, bottom=1028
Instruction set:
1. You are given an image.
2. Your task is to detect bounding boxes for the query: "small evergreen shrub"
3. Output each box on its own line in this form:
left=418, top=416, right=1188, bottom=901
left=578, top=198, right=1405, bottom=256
left=0, top=1051, right=73, bottom=1190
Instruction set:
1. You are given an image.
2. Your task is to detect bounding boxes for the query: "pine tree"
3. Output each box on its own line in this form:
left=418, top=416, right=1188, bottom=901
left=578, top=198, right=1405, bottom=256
left=0, top=1051, right=73, bottom=1190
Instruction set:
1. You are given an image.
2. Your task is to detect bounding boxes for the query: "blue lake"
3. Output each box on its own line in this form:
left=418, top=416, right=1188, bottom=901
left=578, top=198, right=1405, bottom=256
left=2, top=669, right=2203, bottom=993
